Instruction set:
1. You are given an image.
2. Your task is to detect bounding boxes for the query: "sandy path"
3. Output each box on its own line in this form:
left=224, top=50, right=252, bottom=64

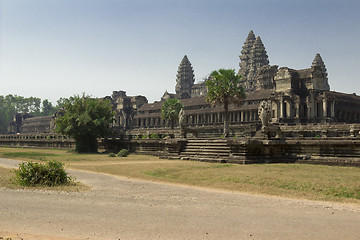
left=0, top=158, right=359, bottom=240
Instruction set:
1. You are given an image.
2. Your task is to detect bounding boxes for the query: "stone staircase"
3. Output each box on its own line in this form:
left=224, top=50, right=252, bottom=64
left=179, top=139, right=232, bottom=163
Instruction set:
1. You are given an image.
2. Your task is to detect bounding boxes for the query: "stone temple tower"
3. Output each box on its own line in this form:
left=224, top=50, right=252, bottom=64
left=175, top=55, right=195, bottom=99
left=238, top=31, right=270, bottom=91
left=238, top=30, right=256, bottom=78
left=310, top=53, right=330, bottom=91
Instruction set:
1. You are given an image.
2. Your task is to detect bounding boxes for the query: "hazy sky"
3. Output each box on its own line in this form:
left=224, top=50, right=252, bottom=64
left=1, top=0, right=359, bottom=103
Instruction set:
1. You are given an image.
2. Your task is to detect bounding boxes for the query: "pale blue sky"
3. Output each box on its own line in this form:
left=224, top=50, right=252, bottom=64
left=1, top=0, right=359, bottom=103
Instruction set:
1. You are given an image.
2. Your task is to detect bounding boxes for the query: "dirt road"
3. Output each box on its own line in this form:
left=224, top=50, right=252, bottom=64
left=0, top=158, right=359, bottom=240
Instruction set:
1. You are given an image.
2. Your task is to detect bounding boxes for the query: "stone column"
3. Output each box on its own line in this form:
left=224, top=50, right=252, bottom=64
left=295, top=102, right=300, bottom=118
left=307, top=103, right=311, bottom=120
left=280, top=98, right=284, bottom=119
left=271, top=101, right=279, bottom=120
left=289, top=101, right=293, bottom=119
left=323, top=98, right=328, bottom=119
left=331, top=101, right=335, bottom=118
left=118, top=115, right=123, bottom=127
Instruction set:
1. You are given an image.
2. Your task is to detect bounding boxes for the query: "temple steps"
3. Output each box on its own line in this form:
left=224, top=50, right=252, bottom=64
left=179, top=139, right=236, bottom=164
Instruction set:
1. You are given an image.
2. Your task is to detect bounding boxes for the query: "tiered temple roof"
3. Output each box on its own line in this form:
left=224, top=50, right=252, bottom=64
left=238, top=30, right=256, bottom=77
left=312, top=53, right=328, bottom=80
left=175, top=55, right=195, bottom=99
left=238, top=31, right=270, bottom=91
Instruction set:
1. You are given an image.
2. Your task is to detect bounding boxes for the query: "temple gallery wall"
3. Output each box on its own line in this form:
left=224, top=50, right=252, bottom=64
left=2, top=31, right=360, bottom=167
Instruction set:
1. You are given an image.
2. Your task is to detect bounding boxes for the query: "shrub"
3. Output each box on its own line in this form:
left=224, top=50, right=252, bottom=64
left=150, top=134, right=159, bottom=139
left=14, top=160, right=71, bottom=186
left=108, top=152, right=116, bottom=157
left=141, top=135, right=148, bottom=139
left=117, top=149, right=129, bottom=157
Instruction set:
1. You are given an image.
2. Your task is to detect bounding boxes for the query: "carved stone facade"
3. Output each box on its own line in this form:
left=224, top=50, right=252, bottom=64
left=108, top=91, right=148, bottom=132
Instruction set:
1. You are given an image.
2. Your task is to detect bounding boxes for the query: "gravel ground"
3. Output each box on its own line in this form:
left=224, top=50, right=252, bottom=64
left=0, top=158, right=359, bottom=240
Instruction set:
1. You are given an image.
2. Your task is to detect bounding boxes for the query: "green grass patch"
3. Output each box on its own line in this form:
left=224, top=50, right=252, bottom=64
left=3, top=152, right=56, bottom=159
left=0, top=147, right=359, bottom=204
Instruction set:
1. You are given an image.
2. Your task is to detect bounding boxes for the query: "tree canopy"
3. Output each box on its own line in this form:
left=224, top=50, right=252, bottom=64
left=161, top=98, right=183, bottom=129
left=206, top=69, right=245, bottom=137
left=55, top=94, right=115, bottom=153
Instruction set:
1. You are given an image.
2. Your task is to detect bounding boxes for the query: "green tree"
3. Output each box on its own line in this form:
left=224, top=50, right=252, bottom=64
left=56, top=97, right=67, bottom=110
left=206, top=69, right=245, bottom=137
left=161, top=98, right=183, bottom=129
left=24, top=96, right=41, bottom=116
left=41, top=99, right=56, bottom=116
left=55, top=94, right=115, bottom=153
left=0, top=96, right=11, bottom=133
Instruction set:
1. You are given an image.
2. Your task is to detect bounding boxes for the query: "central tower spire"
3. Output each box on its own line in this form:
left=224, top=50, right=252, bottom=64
left=175, top=55, right=195, bottom=99
left=238, top=31, right=270, bottom=91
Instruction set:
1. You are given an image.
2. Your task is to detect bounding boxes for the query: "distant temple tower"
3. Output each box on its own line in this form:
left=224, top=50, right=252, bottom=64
left=175, top=55, right=195, bottom=99
left=310, top=53, right=330, bottom=91
left=238, top=31, right=270, bottom=91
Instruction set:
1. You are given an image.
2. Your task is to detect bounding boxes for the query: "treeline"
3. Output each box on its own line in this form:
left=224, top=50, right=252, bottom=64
left=0, top=95, right=66, bottom=134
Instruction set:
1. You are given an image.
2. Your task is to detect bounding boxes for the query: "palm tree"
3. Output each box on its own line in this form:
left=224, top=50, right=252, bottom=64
left=161, top=98, right=183, bottom=129
left=206, top=69, right=245, bottom=137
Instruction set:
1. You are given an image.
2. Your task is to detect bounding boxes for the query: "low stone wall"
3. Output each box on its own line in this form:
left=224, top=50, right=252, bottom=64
left=100, top=137, right=360, bottom=167
left=227, top=138, right=360, bottom=167
left=279, top=123, right=360, bottom=138
left=0, top=134, right=75, bottom=149
left=128, top=139, right=186, bottom=157
left=128, top=123, right=259, bottom=139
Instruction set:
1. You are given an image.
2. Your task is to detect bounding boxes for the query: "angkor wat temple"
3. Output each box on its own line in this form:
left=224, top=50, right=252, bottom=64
left=4, top=31, right=360, bottom=166
left=9, top=30, right=360, bottom=136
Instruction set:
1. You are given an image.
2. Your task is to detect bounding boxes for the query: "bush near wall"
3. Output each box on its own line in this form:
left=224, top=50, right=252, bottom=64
left=117, top=149, right=129, bottom=157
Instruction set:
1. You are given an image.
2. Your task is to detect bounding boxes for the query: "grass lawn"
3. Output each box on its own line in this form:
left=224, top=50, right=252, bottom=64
left=0, top=147, right=359, bottom=204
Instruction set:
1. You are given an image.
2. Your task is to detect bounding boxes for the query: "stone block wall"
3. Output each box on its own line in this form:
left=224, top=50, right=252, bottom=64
left=0, top=134, right=75, bottom=149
